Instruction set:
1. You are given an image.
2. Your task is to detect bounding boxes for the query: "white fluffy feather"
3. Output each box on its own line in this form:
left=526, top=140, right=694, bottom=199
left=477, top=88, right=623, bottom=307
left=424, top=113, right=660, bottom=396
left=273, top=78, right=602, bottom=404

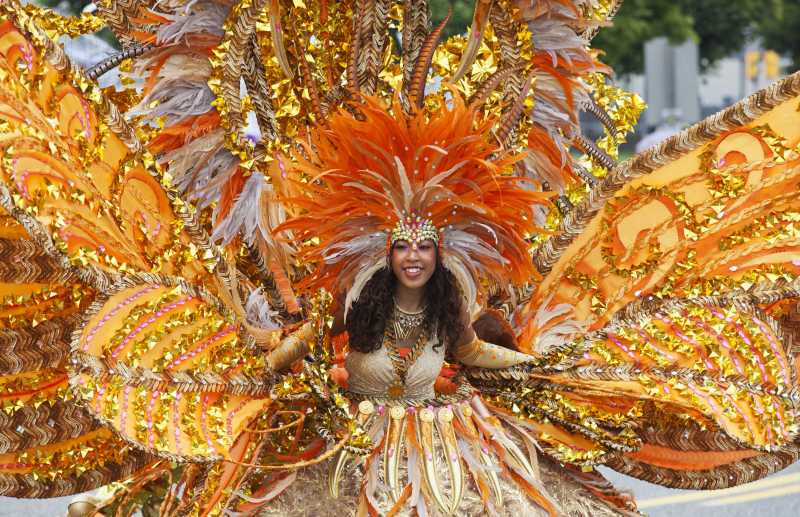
left=212, top=171, right=268, bottom=245
left=156, top=0, right=228, bottom=44
left=243, top=288, right=280, bottom=330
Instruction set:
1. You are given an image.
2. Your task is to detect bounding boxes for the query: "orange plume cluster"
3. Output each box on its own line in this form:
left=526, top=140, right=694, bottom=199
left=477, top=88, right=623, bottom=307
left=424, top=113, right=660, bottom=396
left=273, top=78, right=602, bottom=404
left=279, top=94, right=550, bottom=308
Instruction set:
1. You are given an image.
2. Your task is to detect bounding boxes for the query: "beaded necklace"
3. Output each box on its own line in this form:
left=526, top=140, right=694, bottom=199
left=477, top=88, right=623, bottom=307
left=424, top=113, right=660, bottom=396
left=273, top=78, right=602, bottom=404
left=384, top=305, right=429, bottom=398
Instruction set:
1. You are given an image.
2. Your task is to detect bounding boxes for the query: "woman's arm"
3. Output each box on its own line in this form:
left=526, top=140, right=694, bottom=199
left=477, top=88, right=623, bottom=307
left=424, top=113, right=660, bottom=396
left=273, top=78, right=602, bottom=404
left=452, top=334, right=533, bottom=368
left=266, top=293, right=347, bottom=372
left=451, top=308, right=532, bottom=368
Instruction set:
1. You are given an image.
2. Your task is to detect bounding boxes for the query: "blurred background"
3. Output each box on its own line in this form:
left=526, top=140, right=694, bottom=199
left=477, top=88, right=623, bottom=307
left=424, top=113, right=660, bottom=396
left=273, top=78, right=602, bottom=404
left=4, top=1, right=800, bottom=515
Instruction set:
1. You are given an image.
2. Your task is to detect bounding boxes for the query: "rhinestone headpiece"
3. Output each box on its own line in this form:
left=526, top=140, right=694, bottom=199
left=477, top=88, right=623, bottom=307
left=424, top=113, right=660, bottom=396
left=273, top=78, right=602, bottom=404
left=391, top=213, right=439, bottom=249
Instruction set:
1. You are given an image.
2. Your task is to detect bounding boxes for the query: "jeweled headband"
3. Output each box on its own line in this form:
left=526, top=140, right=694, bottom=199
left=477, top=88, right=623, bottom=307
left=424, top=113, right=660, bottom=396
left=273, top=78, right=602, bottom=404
left=390, top=213, right=439, bottom=249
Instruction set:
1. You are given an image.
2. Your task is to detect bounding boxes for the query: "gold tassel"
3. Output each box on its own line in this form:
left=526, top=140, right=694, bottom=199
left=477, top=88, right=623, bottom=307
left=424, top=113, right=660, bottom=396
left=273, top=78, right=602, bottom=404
left=436, top=407, right=465, bottom=514
left=502, top=432, right=538, bottom=480
left=328, top=449, right=350, bottom=499
left=416, top=408, right=452, bottom=514
left=383, top=406, right=407, bottom=502
left=330, top=401, right=376, bottom=498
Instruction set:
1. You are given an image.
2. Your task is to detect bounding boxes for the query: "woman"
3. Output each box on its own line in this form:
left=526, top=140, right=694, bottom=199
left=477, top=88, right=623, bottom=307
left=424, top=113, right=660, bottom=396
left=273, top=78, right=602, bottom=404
left=340, top=237, right=533, bottom=401
left=262, top=233, right=631, bottom=517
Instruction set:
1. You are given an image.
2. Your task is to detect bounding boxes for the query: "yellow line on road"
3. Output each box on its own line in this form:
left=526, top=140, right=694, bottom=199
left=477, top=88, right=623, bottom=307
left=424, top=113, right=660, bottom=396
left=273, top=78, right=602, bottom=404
left=703, top=483, right=800, bottom=506
left=637, top=472, right=800, bottom=508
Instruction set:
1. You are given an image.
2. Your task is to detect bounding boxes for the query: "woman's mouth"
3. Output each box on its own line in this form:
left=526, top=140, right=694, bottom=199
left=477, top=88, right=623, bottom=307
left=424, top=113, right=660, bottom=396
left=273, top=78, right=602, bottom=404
left=403, top=266, right=423, bottom=278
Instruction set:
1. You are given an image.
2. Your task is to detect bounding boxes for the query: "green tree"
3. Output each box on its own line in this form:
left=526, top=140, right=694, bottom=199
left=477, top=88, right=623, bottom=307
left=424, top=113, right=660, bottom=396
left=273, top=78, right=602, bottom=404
left=429, top=0, right=474, bottom=37
left=758, top=2, right=800, bottom=72
left=431, top=0, right=787, bottom=77
left=594, top=0, right=782, bottom=76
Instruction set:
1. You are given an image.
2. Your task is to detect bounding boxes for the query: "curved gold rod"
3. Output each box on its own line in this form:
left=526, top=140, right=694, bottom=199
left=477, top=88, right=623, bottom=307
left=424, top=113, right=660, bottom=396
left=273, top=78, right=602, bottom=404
left=329, top=401, right=376, bottom=498
left=268, top=0, right=294, bottom=79
left=451, top=0, right=493, bottom=83
left=328, top=448, right=350, bottom=499
left=417, top=408, right=454, bottom=515
left=436, top=407, right=465, bottom=514
left=384, top=406, right=407, bottom=502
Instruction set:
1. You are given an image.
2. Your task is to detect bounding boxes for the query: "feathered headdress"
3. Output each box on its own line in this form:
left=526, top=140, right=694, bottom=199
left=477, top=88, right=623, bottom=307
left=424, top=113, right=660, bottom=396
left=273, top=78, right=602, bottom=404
left=278, top=93, right=550, bottom=311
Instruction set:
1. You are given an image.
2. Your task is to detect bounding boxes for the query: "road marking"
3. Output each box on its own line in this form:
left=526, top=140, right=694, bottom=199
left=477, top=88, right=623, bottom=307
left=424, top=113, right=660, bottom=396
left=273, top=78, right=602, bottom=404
left=703, top=483, right=800, bottom=506
left=637, top=472, right=800, bottom=508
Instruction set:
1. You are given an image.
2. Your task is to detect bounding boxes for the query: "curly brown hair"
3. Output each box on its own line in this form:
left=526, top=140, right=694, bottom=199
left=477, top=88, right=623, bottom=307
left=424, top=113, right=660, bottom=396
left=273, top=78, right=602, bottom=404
left=345, top=254, right=467, bottom=356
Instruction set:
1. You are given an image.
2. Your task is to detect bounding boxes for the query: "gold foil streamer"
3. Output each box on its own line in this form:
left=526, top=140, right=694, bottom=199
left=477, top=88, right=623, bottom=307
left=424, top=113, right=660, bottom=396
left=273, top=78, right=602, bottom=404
left=17, top=4, right=106, bottom=39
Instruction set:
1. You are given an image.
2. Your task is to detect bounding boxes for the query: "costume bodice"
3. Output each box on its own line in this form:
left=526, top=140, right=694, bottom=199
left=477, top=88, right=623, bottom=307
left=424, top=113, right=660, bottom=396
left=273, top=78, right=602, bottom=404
left=345, top=335, right=445, bottom=400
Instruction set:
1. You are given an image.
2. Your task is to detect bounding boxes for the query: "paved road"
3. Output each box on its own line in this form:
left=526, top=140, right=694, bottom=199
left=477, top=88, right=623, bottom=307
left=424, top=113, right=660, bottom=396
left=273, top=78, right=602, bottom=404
left=601, top=462, right=800, bottom=517
left=2, top=463, right=798, bottom=516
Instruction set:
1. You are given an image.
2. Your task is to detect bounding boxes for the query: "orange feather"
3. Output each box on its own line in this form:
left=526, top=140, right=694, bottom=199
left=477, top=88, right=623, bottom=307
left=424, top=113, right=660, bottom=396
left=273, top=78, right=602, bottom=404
left=277, top=93, right=548, bottom=296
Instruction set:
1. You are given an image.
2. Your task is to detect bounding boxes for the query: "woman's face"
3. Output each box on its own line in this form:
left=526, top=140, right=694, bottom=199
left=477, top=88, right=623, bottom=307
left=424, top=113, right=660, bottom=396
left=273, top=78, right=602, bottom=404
left=390, top=239, right=437, bottom=291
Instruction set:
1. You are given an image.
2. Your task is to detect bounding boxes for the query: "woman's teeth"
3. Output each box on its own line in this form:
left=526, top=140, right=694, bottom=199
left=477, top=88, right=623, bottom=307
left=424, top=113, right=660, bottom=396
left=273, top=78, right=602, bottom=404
left=404, top=267, right=421, bottom=274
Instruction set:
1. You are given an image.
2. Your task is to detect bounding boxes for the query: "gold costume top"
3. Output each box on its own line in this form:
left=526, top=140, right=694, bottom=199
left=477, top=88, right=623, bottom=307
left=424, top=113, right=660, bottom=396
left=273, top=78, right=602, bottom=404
left=345, top=336, right=447, bottom=400
left=345, top=317, right=533, bottom=401
left=0, top=1, right=798, bottom=516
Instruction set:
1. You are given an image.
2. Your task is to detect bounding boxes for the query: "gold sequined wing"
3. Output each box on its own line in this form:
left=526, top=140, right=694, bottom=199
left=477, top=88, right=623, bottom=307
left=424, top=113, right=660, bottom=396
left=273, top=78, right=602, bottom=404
left=0, top=3, right=278, bottom=485
left=476, top=293, right=800, bottom=488
left=524, top=72, right=800, bottom=340
left=68, top=277, right=332, bottom=517
left=497, top=73, right=800, bottom=489
left=71, top=275, right=274, bottom=462
left=0, top=212, right=155, bottom=497
left=506, top=298, right=798, bottom=488
left=0, top=6, right=219, bottom=288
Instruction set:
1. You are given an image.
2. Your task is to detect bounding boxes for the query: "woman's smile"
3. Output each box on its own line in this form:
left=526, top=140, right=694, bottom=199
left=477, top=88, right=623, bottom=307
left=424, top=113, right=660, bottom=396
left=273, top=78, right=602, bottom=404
left=401, top=264, right=423, bottom=278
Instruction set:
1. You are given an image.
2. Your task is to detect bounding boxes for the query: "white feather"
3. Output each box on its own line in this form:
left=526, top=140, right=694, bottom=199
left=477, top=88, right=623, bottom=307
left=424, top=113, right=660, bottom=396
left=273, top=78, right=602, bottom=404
left=365, top=452, right=382, bottom=511
left=408, top=444, right=421, bottom=506
left=393, top=156, right=414, bottom=212
left=156, top=0, right=228, bottom=44
left=211, top=172, right=268, bottom=245
left=243, top=287, right=280, bottom=330
left=528, top=294, right=585, bottom=353
left=443, top=254, right=477, bottom=313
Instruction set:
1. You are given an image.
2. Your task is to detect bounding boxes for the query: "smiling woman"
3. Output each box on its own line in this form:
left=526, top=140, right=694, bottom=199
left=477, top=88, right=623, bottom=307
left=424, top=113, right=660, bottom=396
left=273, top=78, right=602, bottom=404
left=391, top=238, right=437, bottom=293
left=2, top=1, right=800, bottom=516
